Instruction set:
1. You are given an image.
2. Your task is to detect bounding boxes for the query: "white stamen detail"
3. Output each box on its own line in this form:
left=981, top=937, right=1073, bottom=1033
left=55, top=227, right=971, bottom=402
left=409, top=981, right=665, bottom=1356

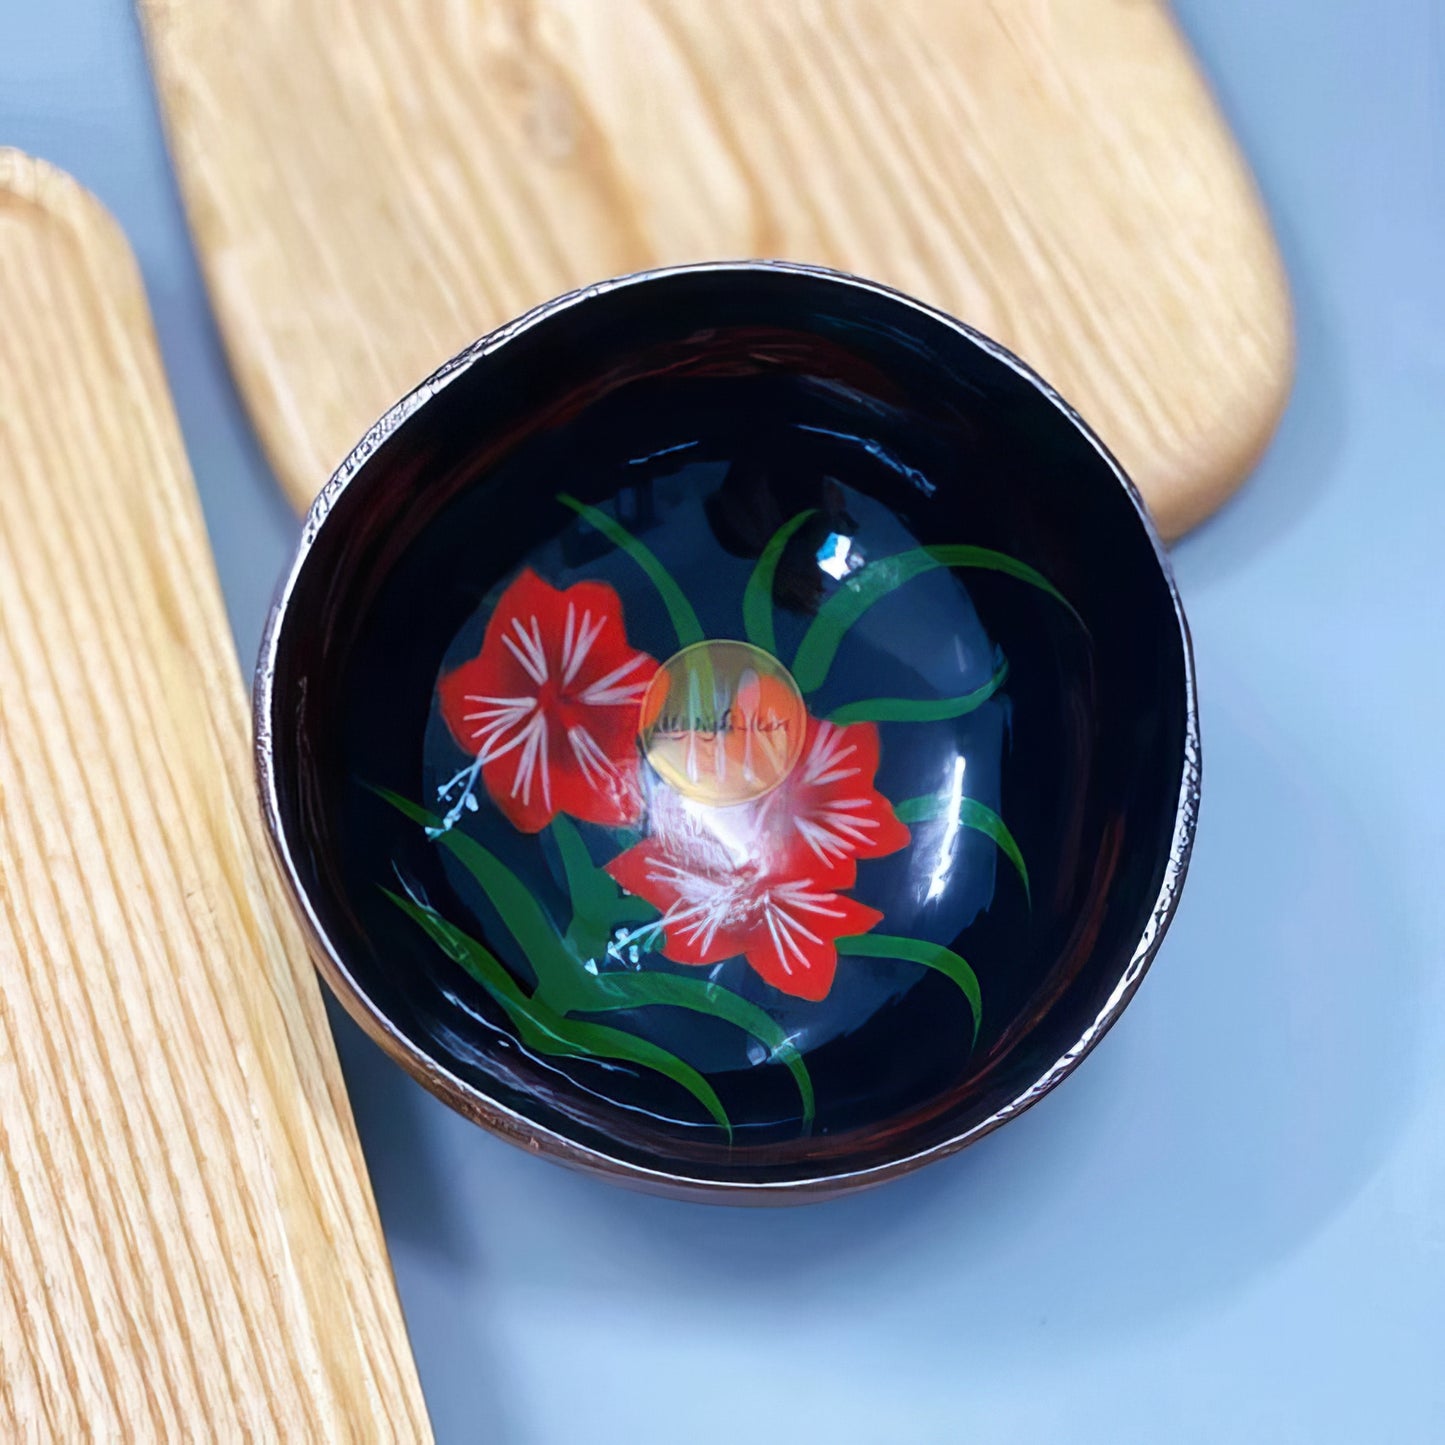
left=762, top=905, right=795, bottom=974
left=795, top=816, right=850, bottom=862
left=462, top=703, right=532, bottom=723
left=477, top=714, right=536, bottom=765
left=507, top=713, right=551, bottom=808
left=568, top=725, right=618, bottom=786
left=465, top=693, right=537, bottom=707
left=580, top=653, right=650, bottom=706
left=554, top=604, right=601, bottom=682
left=804, top=726, right=861, bottom=788
left=561, top=603, right=577, bottom=683
left=818, top=810, right=878, bottom=843
left=772, top=885, right=848, bottom=921
left=462, top=703, right=530, bottom=725
left=652, top=865, right=745, bottom=957
left=763, top=896, right=828, bottom=974
left=516, top=615, right=547, bottom=673
left=470, top=715, right=529, bottom=750
left=430, top=755, right=486, bottom=837
left=460, top=693, right=536, bottom=751
left=563, top=609, right=607, bottom=686
left=502, top=625, right=547, bottom=685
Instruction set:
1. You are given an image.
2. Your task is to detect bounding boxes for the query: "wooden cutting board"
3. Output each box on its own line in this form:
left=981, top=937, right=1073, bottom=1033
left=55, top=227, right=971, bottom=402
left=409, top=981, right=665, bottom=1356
left=141, top=0, right=1292, bottom=539
left=0, top=151, right=430, bottom=1441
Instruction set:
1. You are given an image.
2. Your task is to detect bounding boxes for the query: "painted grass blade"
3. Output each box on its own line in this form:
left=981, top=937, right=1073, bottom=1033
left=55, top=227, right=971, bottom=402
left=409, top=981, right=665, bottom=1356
left=371, top=786, right=573, bottom=992
left=892, top=794, right=1030, bottom=905
left=827, top=657, right=1009, bottom=726
left=742, top=509, right=816, bottom=655
left=384, top=889, right=732, bottom=1138
left=551, top=814, right=612, bottom=923
left=955, top=797, right=1031, bottom=906
left=558, top=492, right=704, bottom=648
left=792, top=545, right=1073, bottom=694
left=838, top=933, right=981, bottom=1045
left=550, top=815, right=654, bottom=959
left=525, top=1015, right=733, bottom=1139
left=383, top=889, right=525, bottom=1001
left=578, top=971, right=814, bottom=1126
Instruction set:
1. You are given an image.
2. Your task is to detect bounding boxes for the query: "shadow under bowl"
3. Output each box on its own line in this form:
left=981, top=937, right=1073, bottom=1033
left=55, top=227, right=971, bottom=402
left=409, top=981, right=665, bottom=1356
left=257, top=261, right=1198, bottom=1202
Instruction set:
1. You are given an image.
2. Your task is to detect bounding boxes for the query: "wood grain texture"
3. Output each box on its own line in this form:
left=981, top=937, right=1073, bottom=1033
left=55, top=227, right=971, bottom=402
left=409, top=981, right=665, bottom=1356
left=141, top=0, right=1291, bottom=538
left=0, top=151, right=430, bottom=1442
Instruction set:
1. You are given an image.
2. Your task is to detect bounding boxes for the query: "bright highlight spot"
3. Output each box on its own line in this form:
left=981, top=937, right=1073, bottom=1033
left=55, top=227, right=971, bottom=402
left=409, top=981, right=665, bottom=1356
left=816, top=532, right=854, bottom=580
left=926, top=755, right=968, bottom=902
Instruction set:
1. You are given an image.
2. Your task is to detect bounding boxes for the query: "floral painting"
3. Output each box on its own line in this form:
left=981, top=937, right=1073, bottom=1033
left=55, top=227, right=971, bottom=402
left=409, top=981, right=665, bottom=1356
left=377, top=492, right=1071, bottom=1139
left=434, top=569, right=657, bottom=833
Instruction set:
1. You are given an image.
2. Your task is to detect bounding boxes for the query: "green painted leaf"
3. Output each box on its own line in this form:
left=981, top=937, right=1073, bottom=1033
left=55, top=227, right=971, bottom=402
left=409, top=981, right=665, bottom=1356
left=610, top=895, right=662, bottom=927
left=552, top=814, right=616, bottom=957
left=552, top=815, right=659, bottom=961
left=890, top=795, right=935, bottom=825
left=383, top=889, right=732, bottom=1138
left=742, top=509, right=817, bottom=655
left=892, top=794, right=1030, bottom=905
left=522, top=1014, right=733, bottom=1140
left=827, top=657, right=1009, bottom=726
left=557, top=493, right=704, bottom=648
left=370, top=787, right=572, bottom=994
left=791, top=544, right=1074, bottom=694
left=551, top=814, right=609, bottom=919
left=838, top=933, right=982, bottom=1045
left=577, top=972, right=814, bottom=1127
left=383, top=889, right=525, bottom=1002
left=957, top=798, right=1031, bottom=907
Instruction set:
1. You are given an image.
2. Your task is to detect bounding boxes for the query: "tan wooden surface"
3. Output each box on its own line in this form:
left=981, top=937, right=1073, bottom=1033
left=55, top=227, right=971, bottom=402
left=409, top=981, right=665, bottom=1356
left=142, top=0, right=1291, bottom=539
left=0, top=151, right=430, bottom=1442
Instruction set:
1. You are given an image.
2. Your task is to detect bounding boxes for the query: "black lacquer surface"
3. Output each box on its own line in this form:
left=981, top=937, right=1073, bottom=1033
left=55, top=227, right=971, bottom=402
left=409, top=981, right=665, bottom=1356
left=258, top=263, right=1196, bottom=1198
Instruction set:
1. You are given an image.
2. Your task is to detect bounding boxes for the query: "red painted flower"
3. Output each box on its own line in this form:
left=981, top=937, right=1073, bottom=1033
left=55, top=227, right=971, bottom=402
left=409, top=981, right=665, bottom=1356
left=756, top=716, right=911, bottom=886
left=605, top=800, right=885, bottom=1001
left=438, top=569, right=658, bottom=832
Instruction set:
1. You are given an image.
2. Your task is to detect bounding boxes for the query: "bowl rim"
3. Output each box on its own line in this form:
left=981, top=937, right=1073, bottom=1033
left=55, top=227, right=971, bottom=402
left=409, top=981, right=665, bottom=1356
left=254, top=258, right=1200, bottom=1203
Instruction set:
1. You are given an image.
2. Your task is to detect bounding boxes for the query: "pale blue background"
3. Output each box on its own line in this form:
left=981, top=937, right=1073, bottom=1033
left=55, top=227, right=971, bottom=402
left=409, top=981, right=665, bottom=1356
left=4, top=4, right=1442, bottom=1440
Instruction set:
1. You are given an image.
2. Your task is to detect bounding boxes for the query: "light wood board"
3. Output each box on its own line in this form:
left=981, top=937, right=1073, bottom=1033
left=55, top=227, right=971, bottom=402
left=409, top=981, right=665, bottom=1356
left=0, top=151, right=430, bottom=1441
left=142, top=0, right=1292, bottom=539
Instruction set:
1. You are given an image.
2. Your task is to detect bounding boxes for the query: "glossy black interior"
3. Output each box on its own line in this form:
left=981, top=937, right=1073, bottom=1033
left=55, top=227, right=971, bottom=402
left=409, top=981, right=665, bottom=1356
left=262, top=266, right=1193, bottom=1187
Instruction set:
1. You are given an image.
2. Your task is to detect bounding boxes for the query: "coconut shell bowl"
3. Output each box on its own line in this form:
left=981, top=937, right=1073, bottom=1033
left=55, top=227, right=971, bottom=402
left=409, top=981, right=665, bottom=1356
left=257, top=261, right=1198, bottom=1202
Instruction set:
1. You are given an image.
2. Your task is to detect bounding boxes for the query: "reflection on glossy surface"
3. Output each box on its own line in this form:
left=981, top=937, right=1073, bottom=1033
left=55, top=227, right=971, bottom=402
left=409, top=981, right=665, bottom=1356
left=261, top=264, right=1195, bottom=1195
left=398, top=474, right=1031, bottom=1139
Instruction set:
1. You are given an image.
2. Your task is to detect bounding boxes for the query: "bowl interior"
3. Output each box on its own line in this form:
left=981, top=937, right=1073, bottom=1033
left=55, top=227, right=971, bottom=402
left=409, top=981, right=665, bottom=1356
left=263, top=265, right=1192, bottom=1193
